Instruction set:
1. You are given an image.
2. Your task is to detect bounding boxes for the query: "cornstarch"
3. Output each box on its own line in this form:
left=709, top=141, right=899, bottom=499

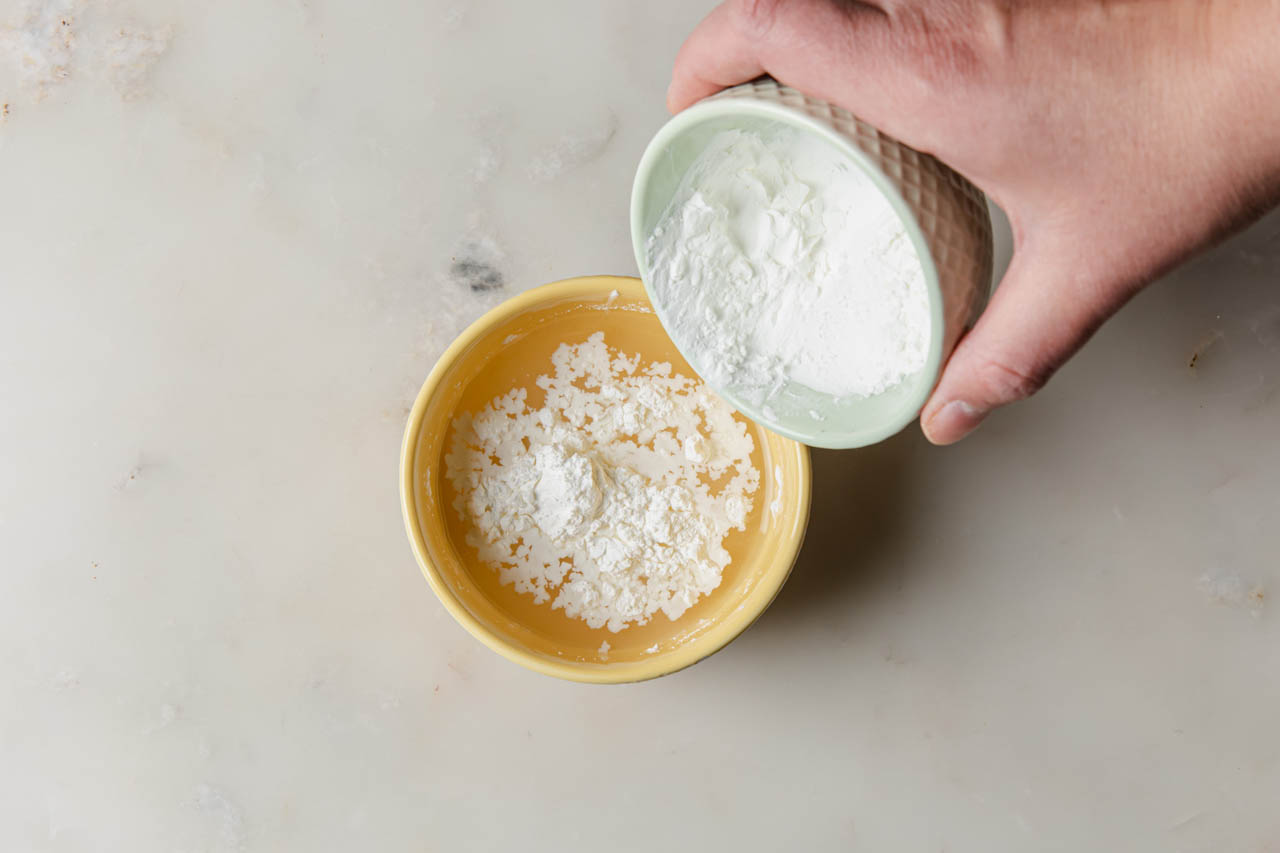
left=444, top=333, right=760, bottom=632
left=646, top=126, right=931, bottom=405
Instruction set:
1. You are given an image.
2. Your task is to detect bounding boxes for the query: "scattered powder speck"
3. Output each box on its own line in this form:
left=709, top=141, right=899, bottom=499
left=597, top=640, right=610, bottom=660
left=467, top=112, right=505, bottom=185
left=290, top=0, right=315, bottom=25
left=192, top=784, right=247, bottom=851
left=102, top=24, right=171, bottom=99
left=470, top=142, right=501, bottom=184
left=114, top=461, right=144, bottom=492
left=51, top=668, right=79, bottom=689
left=144, top=702, right=179, bottom=733
left=441, top=2, right=469, bottom=30
left=445, top=332, right=759, bottom=632
left=1198, top=567, right=1266, bottom=617
left=0, top=1, right=172, bottom=105
left=527, top=111, right=618, bottom=182
left=0, top=0, right=82, bottom=98
left=1251, top=305, right=1280, bottom=353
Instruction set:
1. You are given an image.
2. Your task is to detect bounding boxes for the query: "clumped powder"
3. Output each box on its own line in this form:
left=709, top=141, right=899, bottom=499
left=646, top=126, right=931, bottom=407
left=444, top=333, right=759, bottom=632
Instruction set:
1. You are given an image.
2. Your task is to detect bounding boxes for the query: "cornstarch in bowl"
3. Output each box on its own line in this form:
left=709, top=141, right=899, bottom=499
left=647, top=126, right=931, bottom=405
left=444, top=331, right=760, bottom=634
left=401, top=276, right=810, bottom=683
left=632, top=79, right=994, bottom=448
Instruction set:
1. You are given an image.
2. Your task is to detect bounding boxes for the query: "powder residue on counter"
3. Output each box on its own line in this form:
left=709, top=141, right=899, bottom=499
left=0, top=0, right=80, bottom=97
left=646, top=126, right=931, bottom=407
left=1, top=1, right=171, bottom=103
left=444, top=333, right=760, bottom=632
left=102, top=24, right=172, bottom=100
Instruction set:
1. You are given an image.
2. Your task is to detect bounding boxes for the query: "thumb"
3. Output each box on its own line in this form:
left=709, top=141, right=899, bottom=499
left=920, top=238, right=1126, bottom=445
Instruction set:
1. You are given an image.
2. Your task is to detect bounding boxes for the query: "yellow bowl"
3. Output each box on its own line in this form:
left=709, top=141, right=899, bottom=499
left=400, top=275, right=811, bottom=682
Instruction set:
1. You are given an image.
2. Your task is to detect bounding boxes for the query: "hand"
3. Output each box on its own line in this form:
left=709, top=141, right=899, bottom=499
left=667, top=0, right=1280, bottom=443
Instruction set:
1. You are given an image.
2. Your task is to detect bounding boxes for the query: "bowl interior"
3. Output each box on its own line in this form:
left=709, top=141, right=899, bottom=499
left=631, top=105, right=944, bottom=449
left=401, top=276, right=811, bottom=683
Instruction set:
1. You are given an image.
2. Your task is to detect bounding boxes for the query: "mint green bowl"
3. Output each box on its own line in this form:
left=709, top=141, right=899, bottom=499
left=631, top=80, right=994, bottom=449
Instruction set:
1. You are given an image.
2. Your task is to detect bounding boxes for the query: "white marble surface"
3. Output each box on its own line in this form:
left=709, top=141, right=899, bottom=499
left=3, top=0, right=1280, bottom=849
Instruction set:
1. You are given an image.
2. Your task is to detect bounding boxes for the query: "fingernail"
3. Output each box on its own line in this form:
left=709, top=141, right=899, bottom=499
left=923, top=400, right=986, bottom=445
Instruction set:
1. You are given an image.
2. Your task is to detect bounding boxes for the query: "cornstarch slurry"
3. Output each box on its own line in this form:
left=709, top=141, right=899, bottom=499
left=445, top=333, right=760, bottom=633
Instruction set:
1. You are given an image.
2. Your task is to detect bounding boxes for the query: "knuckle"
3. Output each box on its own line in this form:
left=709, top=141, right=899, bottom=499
left=730, top=0, right=782, bottom=39
left=896, top=11, right=989, bottom=93
left=974, top=355, right=1050, bottom=403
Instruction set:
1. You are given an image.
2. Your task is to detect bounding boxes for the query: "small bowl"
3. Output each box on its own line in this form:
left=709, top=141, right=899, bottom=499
left=400, top=276, right=811, bottom=683
left=632, top=79, right=994, bottom=449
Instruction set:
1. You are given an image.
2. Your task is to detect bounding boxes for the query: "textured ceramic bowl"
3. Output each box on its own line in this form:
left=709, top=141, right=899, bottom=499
left=400, top=276, right=811, bottom=683
left=632, top=79, right=994, bottom=449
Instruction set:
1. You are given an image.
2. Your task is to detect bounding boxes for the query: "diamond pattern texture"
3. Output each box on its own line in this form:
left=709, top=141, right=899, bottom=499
left=709, top=80, right=994, bottom=360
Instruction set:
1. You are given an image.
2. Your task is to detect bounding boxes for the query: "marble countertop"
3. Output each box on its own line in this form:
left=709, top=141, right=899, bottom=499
left=3, top=0, right=1279, bottom=849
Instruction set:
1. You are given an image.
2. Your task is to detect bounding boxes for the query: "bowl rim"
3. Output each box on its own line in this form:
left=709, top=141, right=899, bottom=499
left=399, top=275, right=813, bottom=683
left=630, top=96, right=945, bottom=449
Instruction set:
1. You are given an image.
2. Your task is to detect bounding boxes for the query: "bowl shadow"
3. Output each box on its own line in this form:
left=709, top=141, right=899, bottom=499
left=754, top=429, right=920, bottom=633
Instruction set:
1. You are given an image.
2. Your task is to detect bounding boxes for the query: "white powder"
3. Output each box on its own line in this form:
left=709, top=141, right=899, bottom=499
left=646, top=127, right=931, bottom=406
left=444, top=333, right=759, bottom=632
left=527, top=110, right=618, bottom=183
left=0, top=0, right=81, bottom=98
left=102, top=25, right=172, bottom=100
left=0, top=2, right=171, bottom=103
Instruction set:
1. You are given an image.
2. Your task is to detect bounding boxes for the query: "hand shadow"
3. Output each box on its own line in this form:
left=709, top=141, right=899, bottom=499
left=739, top=205, right=1280, bottom=643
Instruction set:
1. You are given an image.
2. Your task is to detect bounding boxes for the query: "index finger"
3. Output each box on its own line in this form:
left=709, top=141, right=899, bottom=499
left=667, top=0, right=892, bottom=115
left=667, top=3, right=766, bottom=112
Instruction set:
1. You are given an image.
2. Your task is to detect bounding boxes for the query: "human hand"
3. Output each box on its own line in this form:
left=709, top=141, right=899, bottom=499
left=668, top=0, right=1280, bottom=443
